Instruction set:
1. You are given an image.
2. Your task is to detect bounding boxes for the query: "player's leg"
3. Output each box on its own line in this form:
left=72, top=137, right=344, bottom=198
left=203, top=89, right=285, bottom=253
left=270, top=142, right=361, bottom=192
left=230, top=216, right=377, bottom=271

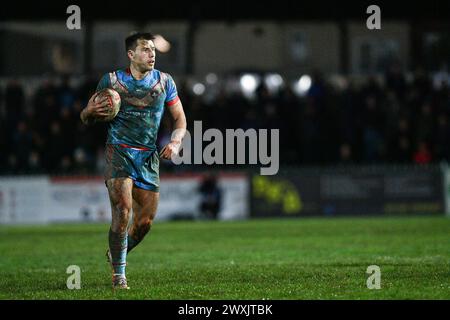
left=127, top=187, right=159, bottom=253
left=106, top=177, right=133, bottom=288
left=126, top=148, right=160, bottom=253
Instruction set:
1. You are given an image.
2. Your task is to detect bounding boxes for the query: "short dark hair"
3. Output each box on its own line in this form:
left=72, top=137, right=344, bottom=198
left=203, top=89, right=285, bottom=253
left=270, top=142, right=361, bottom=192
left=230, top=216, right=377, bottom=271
left=125, top=32, right=155, bottom=52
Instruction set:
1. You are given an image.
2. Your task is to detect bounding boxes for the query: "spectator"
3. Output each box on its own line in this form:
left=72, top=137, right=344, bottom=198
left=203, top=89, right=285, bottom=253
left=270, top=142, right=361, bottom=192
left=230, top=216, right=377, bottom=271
left=198, top=174, right=222, bottom=220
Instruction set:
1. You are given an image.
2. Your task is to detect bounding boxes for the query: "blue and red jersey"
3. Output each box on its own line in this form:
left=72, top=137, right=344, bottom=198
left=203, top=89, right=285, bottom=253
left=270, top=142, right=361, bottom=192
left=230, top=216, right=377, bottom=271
left=96, top=68, right=179, bottom=151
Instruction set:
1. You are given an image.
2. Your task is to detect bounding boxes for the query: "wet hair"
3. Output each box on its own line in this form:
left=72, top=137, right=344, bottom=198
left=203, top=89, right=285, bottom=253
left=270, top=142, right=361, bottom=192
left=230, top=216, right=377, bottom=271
left=125, top=32, right=155, bottom=52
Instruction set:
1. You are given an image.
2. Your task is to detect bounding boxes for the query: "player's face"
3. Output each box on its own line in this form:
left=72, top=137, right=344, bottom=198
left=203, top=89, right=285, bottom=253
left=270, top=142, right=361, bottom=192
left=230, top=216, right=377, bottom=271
left=129, top=39, right=156, bottom=72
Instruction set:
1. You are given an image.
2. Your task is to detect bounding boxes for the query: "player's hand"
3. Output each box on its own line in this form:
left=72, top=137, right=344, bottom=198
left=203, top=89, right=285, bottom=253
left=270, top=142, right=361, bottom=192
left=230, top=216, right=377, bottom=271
left=159, top=140, right=182, bottom=160
left=86, top=92, right=111, bottom=118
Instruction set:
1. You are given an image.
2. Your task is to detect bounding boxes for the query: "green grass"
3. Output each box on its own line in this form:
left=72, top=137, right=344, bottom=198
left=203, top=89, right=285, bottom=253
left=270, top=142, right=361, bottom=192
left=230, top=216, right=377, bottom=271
left=0, top=216, right=449, bottom=299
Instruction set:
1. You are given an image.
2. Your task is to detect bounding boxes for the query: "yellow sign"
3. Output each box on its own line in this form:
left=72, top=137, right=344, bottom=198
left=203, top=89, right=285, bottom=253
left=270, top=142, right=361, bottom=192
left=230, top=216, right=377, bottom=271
left=252, top=176, right=302, bottom=214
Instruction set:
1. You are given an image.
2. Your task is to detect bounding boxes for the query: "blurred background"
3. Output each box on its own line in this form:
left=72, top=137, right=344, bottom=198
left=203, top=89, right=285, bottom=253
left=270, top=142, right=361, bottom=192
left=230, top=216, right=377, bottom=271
left=1, top=0, right=450, bottom=223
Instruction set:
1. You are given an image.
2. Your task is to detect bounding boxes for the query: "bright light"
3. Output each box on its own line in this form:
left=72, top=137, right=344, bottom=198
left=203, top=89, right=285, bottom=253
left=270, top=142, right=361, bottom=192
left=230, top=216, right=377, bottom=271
left=192, top=83, right=206, bottom=96
left=206, top=73, right=218, bottom=85
left=298, top=75, right=312, bottom=91
left=240, top=74, right=260, bottom=94
left=264, top=73, right=283, bottom=90
left=293, top=75, right=312, bottom=96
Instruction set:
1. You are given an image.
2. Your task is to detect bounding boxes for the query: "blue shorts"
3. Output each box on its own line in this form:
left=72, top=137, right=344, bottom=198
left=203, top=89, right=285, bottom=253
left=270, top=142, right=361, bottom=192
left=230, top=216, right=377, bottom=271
left=104, top=143, right=160, bottom=192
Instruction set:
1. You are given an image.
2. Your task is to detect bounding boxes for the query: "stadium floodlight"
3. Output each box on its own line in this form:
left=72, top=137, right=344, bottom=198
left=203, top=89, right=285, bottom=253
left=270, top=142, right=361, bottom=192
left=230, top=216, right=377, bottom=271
left=293, top=75, right=312, bottom=96
left=240, top=73, right=260, bottom=96
left=264, top=73, right=284, bottom=91
left=205, top=73, right=218, bottom=85
left=192, top=82, right=206, bottom=96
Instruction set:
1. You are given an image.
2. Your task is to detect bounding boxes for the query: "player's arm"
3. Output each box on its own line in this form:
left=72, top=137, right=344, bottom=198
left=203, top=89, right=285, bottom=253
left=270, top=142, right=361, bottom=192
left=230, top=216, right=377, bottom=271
left=80, top=93, right=111, bottom=125
left=159, top=99, right=187, bottom=160
left=80, top=73, right=112, bottom=125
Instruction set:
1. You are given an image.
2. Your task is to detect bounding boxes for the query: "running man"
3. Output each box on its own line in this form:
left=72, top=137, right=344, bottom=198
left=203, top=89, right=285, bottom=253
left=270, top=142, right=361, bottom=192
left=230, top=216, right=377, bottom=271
left=80, top=32, right=187, bottom=289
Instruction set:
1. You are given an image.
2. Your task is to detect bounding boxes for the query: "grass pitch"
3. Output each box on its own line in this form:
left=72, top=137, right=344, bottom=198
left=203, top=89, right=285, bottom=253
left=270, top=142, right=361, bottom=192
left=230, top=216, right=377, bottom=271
left=0, top=216, right=449, bottom=299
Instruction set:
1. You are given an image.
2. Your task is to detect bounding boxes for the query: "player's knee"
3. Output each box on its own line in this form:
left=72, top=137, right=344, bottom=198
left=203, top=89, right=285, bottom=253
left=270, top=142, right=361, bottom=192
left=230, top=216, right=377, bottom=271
left=112, top=201, right=132, bottom=217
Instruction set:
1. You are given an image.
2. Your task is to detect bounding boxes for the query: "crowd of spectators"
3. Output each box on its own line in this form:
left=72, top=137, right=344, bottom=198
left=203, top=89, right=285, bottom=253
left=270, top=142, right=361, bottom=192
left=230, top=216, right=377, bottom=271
left=1, top=66, right=449, bottom=175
